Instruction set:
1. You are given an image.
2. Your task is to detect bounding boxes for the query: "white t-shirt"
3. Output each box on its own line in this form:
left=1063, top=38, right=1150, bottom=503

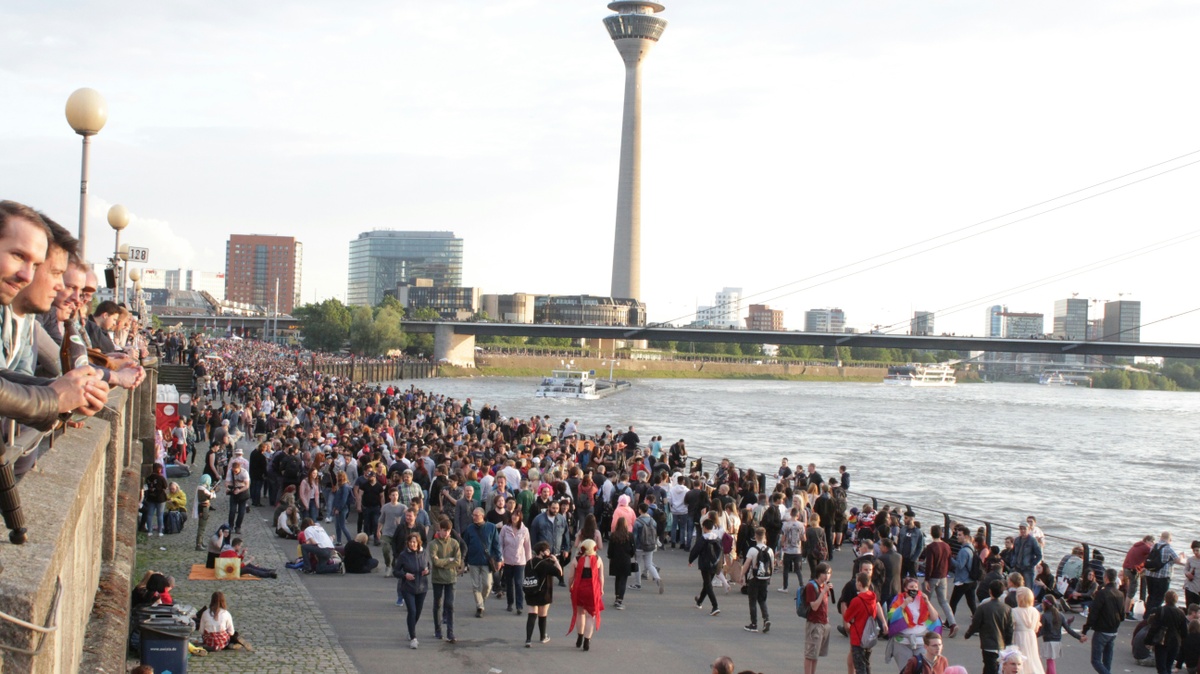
left=200, top=607, right=234, bottom=636
left=303, top=524, right=334, bottom=549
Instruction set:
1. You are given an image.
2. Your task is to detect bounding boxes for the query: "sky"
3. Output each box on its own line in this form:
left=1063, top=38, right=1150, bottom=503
left=4, top=1, right=1200, bottom=341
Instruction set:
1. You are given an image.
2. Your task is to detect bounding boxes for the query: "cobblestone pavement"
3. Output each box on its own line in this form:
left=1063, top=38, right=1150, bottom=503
left=130, top=435, right=357, bottom=674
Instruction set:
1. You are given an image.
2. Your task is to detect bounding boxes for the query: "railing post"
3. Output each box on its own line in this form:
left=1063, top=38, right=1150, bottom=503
left=943, top=513, right=951, bottom=535
left=985, top=522, right=993, bottom=548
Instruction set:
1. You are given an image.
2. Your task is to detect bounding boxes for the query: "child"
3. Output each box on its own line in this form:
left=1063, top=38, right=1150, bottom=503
left=1040, top=595, right=1085, bottom=674
left=220, top=538, right=279, bottom=578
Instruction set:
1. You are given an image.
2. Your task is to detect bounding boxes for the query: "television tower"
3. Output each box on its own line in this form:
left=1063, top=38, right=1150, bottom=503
left=603, top=1, right=667, bottom=301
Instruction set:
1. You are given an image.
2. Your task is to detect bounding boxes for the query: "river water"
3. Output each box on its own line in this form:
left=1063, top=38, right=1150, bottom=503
left=400, top=377, right=1199, bottom=558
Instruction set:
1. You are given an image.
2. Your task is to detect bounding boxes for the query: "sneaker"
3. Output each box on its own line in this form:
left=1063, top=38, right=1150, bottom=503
left=763, top=620, right=771, bottom=634
left=947, top=624, right=958, bottom=638
left=396, top=598, right=405, bottom=607
left=410, top=638, right=418, bottom=649
left=615, top=601, right=625, bottom=610
left=325, top=517, right=332, bottom=523
left=435, top=632, right=443, bottom=640
left=541, top=636, right=550, bottom=644
left=476, top=607, right=484, bottom=618
left=447, top=635, right=457, bottom=644
left=657, top=579, right=665, bottom=594
left=710, top=608, right=720, bottom=616
left=515, top=608, right=523, bottom=615
left=525, top=641, right=532, bottom=648
left=157, top=532, right=164, bottom=537
left=631, top=584, right=642, bottom=590
left=776, top=587, right=788, bottom=593
left=694, top=596, right=702, bottom=609
left=744, top=624, right=758, bottom=632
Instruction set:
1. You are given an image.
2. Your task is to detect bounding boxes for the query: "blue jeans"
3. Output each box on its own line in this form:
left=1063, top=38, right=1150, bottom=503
left=433, top=583, right=455, bottom=636
left=673, top=513, right=693, bottom=548
left=334, top=509, right=353, bottom=545
left=1091, top=631, right=1116, bottom=674
left=305, top=500, right=320, bottom=523
left=228, top=495, right=248, bottom=530
left=362, top=506, right=381, bottom=542
left=503, top=564, right=524, bottom=610
left=400, top=588, right=426, bottom=639
left=145, top=501, right=165, bottom=534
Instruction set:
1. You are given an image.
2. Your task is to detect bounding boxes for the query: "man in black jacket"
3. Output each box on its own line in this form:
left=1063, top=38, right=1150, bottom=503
left=963, top=579, right=1013, bottom=674
left=1082, top=567, right=1123, bottom=674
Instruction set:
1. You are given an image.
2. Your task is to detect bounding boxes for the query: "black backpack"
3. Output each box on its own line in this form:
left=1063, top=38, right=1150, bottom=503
left=968, top=548, right=984, bottom=582
left=1144, top=543, right=1168, bottom=572
left=751, top=544, right=774, bottom=581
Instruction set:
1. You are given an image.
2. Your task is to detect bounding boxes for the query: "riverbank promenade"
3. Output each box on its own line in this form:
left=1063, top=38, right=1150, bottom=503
left=135, top=436, right=1136, bottom=674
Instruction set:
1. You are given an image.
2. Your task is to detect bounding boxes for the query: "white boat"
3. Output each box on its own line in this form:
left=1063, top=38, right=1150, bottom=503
left=883, top=363, right=957, bottom=387
left=1039, top=371, right=1092, bottom=387
left=535, top=369, right=630, bottom=399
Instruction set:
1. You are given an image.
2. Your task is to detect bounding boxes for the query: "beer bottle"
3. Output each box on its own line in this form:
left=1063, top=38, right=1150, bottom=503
left=60, top=318, right=90, bottom=372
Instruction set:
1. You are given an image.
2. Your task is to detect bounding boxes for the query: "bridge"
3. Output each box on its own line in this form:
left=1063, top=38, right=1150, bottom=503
left=398, top=320, right=1200, bottom=366
left=153, top=315, right=1200, bottom=365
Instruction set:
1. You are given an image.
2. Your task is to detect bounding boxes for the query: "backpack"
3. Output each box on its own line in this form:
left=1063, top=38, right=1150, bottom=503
left=968, top=548, right=984, bottom=582
left=858, top=599, right=882, bottom=649
left=522, top=559, right=543, bottom=592
left=760, top=505, right=782, bottom=530
left=833, top=488, right=848, bottom=520
left=807, top=528, right=828, bottom=562
left=705, top=538, right=723, bottom=567
left=796, top=580, right=818, bottom=618
left=1144, top=543, right=1167, bottom=572
left=637, top=518, right=657, bottom=552
left=752, top=544, right=774, bottom=582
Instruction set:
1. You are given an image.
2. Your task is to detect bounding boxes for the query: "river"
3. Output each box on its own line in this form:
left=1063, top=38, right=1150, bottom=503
left=396, top=376, right=1199, bottom=558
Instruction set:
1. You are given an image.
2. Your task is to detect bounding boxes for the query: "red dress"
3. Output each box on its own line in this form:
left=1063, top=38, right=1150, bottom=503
left=568, top=553, right=604, bottom=633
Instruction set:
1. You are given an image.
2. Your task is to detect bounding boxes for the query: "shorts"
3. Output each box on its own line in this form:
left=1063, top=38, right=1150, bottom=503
left=1123, top=568, right=1140, bottom=600
left=805, top=621, right=830, bottom=659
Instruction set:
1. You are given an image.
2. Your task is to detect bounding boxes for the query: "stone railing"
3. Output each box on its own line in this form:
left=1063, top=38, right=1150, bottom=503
left=310, top=358, right=437, bottom=382
left=0, top=361, right=158, bottom=673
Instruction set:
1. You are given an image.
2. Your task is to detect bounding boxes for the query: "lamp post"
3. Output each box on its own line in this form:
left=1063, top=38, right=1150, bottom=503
left=128, top=268, right=142, bottom=325
left=107, top=204, right=129, bottom=305
left=65, top=88, right=108, bottom=261
left=118, top=244, right=130, bottom=306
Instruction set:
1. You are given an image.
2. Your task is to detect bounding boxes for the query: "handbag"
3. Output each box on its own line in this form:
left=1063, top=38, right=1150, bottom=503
left=630, top=561, right=640, bottom=574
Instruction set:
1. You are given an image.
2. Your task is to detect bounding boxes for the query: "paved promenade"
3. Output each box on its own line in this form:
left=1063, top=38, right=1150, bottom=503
left=136, top=439, right=1146, bottom=673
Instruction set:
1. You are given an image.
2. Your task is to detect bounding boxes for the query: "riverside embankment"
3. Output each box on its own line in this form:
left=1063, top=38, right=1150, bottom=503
left=451, top=353, right=891, bottom=381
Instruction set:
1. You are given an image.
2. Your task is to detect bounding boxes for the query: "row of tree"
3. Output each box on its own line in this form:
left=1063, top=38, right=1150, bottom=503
left=293, top=297, right=436, bottom=356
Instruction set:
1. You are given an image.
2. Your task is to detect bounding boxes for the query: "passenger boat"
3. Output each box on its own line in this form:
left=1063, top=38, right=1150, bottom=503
left=535, top=368, right=631, bottom=399
left=1038, top=371, right=1092, bottom=387
left=883, top=363, right=957, bottom=387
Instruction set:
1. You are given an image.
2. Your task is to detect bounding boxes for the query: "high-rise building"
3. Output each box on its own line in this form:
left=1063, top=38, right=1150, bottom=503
left=1052, top=298, right=1089, bottom=339
left=1103, top=300, right=1141, bottom=343
left=985, top=304, right=1006, bottom=337
left=911, top=311, right=935, bottom=336
left=1000, top=312, right=1044, bottom=339
left=803, top=308, right=846, bottom=333
left=604, top=1, right=667, bottom=301
left=224, top=235, right=302, bottom=313
left=347, top=231, right=463, bottom=307
left=394, top=283, right=481, bottom=321
left=693, top=287, right=742, bottom=328
left=746, top=304, right=784, bottom=331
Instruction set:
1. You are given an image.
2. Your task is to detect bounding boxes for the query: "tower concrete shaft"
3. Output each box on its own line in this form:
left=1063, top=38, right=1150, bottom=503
left=604, top=1, right=666, bottom=301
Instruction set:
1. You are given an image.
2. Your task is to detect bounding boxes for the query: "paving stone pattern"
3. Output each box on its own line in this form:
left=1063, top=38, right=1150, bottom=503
left=130, top=435, right=357, bottom=674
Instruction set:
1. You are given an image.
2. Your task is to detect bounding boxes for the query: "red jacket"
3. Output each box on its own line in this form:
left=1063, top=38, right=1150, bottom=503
left=843, top=590, right=878, bottom=647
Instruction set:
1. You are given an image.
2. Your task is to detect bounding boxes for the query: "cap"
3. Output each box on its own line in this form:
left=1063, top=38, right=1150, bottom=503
left=1018, top=522, right=1029, bottom=529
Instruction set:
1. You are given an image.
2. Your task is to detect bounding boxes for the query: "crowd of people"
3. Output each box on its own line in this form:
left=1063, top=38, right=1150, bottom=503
left=133, top=326, right=1200, bottom=674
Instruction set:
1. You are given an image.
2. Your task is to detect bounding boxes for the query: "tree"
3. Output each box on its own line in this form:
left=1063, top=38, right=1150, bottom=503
left=348, top=305, right=406, bottom=356
left=295, top=299, right=351, bottom=352
left=374, top=294, right=404, bottom=318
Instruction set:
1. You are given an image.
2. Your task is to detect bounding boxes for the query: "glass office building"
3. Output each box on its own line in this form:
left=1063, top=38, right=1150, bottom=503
left=347, top=231, right=463, bottom=306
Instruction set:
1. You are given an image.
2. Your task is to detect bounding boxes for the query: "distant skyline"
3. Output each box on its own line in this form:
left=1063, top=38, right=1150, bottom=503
left=5, top=2, right=1200, bottom=340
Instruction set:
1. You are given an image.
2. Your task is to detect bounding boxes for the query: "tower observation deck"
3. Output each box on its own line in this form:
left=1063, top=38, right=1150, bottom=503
left=603, top=1, right=667, bottom=302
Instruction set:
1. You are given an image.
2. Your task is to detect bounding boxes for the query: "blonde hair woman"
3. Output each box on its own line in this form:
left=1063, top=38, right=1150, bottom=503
left=1011, top=587, right=1044, bottom=674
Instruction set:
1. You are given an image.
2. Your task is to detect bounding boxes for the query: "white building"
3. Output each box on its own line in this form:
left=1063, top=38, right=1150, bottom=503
left=693, top=287, right=743, bottom=328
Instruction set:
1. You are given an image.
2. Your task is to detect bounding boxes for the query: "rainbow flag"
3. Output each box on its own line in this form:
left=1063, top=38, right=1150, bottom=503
left=885, top=593, right=943, bottom=638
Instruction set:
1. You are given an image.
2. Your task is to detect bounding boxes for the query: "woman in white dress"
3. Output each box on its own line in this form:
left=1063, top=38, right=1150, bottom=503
left=1012, top=587, right=1044, bottom=674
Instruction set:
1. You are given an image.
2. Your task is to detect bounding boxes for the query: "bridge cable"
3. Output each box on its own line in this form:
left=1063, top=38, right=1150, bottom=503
left=657, top=149, right=1200, bottom=327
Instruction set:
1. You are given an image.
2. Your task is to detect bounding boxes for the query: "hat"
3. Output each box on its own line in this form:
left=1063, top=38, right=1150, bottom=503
left=403, top=469, right=413, bottom=475
left=579, top=539, right=596, bottom=555
left=233, top=448, right=243, bottom=455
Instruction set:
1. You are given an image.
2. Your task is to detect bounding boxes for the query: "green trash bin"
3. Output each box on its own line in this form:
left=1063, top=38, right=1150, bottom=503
left=139, top=617, right=192, bottom=674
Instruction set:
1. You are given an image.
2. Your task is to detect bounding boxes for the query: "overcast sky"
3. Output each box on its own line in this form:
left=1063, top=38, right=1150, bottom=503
left=4, top=1, right=1200, bottom=340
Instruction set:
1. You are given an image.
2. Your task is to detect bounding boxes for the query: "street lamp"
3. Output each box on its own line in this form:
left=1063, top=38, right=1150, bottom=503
left=107, top=205, right=129, bottom=305
left=65, top=88, right=108, bottom=261
left=128, top=268, right=142, bottom=324
left=118, top=244, right=130, bottom=306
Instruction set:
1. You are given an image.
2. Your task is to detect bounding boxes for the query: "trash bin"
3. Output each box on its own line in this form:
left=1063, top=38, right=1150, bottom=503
left=139, top=617, right=192, bottom=674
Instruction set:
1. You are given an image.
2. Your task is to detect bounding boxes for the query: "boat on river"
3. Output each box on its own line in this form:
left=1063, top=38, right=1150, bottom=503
left=535, top=369, right=631, bottom=399
left=1039, top=371, right=1092, bottom=387
left=883, top=363, right=957, bottom=387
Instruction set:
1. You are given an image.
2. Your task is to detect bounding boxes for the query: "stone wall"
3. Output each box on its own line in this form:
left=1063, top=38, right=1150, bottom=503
left=476, top=354, right=887, bottom=380
left=0, top=364, right=156, bottom=674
